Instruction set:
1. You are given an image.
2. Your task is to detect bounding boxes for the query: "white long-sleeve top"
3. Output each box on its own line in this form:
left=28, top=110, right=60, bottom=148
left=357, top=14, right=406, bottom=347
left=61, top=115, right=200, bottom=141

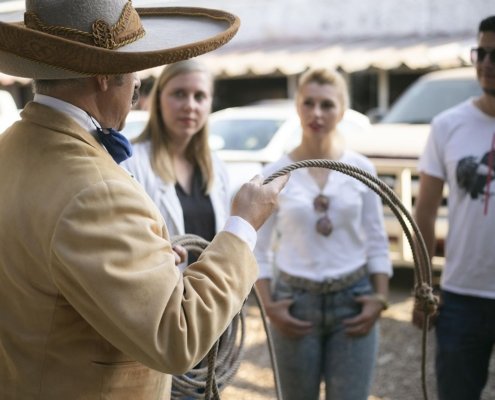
left=254, top=151, right=392, bottom=281
left=122, top=141, right=256, bottom=269
left=123, top=141, right=230, bottom=237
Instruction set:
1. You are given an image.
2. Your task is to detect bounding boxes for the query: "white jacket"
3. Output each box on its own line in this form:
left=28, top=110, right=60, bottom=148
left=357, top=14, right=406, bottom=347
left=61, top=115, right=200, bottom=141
left=122, top=141, right=231, bottom=238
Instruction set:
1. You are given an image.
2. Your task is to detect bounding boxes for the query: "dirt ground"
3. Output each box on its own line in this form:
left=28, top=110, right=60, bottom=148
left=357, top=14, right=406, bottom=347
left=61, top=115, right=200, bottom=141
left=219, top=268, right=495, bottom=400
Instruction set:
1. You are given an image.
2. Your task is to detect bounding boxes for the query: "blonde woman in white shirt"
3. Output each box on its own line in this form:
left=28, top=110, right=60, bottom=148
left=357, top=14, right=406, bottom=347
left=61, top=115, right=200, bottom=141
left=254, top=68, right=392, bottom=400
left=123, top=60, right=230, bottom=267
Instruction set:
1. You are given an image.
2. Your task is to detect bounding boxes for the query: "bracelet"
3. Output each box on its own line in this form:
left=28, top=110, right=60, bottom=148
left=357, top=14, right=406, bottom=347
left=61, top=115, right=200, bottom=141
left=373, top=293, right=389, bottom=310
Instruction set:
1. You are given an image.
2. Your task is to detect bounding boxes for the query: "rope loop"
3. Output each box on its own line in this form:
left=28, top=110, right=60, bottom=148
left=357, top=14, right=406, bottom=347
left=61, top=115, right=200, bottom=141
left=264, top=159, right=437, bottom=400
left=169, top=158, right=437, bottom=400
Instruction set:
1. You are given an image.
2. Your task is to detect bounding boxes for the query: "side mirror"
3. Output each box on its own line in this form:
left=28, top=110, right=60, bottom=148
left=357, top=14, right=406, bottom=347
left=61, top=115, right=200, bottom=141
left=366, top=108, right=387, bottom=124
left=209, top=135, right=225, bottom=151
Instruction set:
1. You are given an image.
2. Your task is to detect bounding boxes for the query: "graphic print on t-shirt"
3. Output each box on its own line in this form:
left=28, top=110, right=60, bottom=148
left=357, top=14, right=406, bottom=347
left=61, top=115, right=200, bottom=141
left=456, top=149, right=495, bottom=199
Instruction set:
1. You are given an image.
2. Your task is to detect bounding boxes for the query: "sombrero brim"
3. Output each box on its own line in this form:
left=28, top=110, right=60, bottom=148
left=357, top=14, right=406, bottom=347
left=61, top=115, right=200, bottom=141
left=0, top=7, right=240, bottom=79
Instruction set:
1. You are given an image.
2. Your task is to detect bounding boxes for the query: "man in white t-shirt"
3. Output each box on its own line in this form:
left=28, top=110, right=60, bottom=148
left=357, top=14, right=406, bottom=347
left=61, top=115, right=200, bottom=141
left=414, top=15, right=495, bottom=400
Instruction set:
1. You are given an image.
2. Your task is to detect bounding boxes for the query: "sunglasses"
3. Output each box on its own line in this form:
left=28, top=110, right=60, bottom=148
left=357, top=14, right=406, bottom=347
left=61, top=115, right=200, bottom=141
left=313, top=194, right=333, bottom=236
left=470, top=47, right=495, bottom=64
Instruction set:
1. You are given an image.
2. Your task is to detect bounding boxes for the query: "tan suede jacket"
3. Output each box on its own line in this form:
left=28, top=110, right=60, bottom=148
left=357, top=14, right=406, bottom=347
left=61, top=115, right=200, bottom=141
left=0, top=102, right=257, bottom=399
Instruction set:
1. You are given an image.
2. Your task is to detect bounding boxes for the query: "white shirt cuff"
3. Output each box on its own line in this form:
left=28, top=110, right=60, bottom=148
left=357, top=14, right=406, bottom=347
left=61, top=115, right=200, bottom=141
left=367, top=256, right=394, bottom=277
left=223, top=216, right=257, bottom=251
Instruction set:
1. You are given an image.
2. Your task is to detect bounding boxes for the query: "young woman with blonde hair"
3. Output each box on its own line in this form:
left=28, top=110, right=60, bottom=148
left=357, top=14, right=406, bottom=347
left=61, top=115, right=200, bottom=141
left=123, top=59, right=230, bottom=266
left=254, top=68, right=392, bottom=400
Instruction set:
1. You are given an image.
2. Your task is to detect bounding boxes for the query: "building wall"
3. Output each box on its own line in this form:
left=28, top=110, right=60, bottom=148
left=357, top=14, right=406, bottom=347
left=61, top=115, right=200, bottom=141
left=181, top=0, right=491, bottom=113
left=170, top=0, right=494, bottom=44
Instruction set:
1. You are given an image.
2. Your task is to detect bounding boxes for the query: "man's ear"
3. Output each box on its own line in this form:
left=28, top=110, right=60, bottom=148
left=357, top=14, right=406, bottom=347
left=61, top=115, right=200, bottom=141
left=95, top=75, right=110, bottom=92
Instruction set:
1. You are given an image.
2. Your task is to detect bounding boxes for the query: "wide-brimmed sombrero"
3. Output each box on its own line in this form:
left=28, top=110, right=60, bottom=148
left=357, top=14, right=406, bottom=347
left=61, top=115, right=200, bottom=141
left=0, top=0, right=240, bottom=79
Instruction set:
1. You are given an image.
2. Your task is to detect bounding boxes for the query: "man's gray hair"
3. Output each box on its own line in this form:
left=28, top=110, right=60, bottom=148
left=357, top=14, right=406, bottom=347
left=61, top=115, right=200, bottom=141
left=32, top=74, right=124, bottom=94
left=32, top=78, right=87, bottom=94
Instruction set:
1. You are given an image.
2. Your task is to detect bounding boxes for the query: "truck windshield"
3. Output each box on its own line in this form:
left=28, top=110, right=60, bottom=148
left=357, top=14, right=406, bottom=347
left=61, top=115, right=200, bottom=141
left=381, top=78, right=482, bottom=124
left=209, top=119, right=285, bottom=151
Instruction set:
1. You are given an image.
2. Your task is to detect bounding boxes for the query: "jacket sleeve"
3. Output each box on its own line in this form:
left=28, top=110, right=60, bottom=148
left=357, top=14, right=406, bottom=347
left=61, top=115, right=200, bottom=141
left=360, top=162, right=393, bottom=276
left=50, top=178, right=258, bottom=374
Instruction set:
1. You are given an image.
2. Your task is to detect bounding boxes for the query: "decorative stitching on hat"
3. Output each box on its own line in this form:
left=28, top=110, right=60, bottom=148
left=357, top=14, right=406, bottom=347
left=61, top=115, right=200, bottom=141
left=0, top=7, right=240, bottom=77
left=24, top=0, right=145, bottom=50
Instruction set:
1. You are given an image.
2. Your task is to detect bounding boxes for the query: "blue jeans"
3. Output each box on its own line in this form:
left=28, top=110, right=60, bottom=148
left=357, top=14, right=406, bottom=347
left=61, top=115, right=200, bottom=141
left=435, top=290, right=495, bottom=400
left=271, top=275, right=378, bottom=400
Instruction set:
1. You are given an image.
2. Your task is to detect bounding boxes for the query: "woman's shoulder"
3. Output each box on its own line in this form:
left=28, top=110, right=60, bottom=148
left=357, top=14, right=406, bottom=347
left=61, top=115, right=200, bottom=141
left=341, top=149, right=376, bottom=174
left=121, top=140, right=152, bottom=173
left=126, top=141, right=152, bottom=164
left=210, top=151, right=231, bottom=192
left=261, top=154, right=293, bottom=178
left=211, top=151, right=225, bottom=167
left=131, top=140, right=151, bottom=154
left=211, top=151, right=229, bottom=176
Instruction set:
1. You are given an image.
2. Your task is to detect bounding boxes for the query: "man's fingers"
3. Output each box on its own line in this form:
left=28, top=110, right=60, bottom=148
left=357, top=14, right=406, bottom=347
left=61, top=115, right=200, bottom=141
left=248, top=174, right=264, bottom=185
left=265, top=174, right=290, bottom=192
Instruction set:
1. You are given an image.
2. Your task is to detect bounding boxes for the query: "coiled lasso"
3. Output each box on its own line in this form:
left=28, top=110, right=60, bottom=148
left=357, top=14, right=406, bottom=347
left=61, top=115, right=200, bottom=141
left=171, top=159, right=438, bottom=400
left=169, top=234, right=247, bottom=400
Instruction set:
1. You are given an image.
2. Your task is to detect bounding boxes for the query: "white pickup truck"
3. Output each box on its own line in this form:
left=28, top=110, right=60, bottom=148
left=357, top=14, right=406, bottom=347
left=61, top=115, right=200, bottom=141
left=347, top=67, right=482, bottom=269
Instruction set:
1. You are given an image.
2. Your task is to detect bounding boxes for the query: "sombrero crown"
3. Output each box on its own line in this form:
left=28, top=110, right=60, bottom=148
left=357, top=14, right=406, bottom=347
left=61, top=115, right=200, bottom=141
left=0, top=0, right=240, bottom=79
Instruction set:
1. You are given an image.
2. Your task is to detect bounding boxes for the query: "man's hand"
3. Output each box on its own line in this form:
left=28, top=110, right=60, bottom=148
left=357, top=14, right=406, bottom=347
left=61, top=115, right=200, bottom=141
left=172, top=245, right=187, bottom=266
left=412, top=297, right=439, bottom=330
left=231, top=174, right=289, bottom=230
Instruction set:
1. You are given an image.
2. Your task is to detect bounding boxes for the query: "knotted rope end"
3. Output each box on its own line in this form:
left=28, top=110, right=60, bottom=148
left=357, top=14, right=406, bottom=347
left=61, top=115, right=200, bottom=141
left=413, top=283, right=439, bottom=316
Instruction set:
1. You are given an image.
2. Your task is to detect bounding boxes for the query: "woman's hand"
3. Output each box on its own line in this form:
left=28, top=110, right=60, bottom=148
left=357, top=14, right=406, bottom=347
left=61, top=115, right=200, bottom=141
left=255, top=278, right=312, bottom=338
left=264, top=298, right=313, bottom=339
left=342, top=294, right=387, bottom=337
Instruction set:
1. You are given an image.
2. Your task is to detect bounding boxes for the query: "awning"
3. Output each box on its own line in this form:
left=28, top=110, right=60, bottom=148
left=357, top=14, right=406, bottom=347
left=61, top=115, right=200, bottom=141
left=0, top=33, right=475, bottom=85
left=139, top=33, right=475, bottom=80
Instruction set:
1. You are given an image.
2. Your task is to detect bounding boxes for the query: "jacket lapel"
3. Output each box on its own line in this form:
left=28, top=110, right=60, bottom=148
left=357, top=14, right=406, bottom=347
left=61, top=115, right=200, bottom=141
left=158, top=181, right=185, bottom=235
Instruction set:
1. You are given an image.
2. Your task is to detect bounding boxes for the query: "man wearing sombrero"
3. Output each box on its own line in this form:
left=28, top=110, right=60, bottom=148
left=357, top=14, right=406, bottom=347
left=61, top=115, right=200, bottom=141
left=0, top=1, right=288, bottom=399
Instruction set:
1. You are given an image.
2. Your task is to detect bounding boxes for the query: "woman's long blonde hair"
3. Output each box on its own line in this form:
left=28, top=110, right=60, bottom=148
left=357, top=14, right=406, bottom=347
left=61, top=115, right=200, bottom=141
left=133, top=59, right=215, bottom=192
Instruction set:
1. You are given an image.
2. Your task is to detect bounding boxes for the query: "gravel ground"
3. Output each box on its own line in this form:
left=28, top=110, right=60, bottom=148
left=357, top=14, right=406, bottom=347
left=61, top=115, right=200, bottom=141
left=219, top=268, right=495, bottom=400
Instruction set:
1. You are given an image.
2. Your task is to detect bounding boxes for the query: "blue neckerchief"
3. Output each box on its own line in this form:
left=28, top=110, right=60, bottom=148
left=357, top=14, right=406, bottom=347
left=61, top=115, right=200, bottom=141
left=87, top=113, right=132, bottom=164
left=95, top=126, right=133, bottom=164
